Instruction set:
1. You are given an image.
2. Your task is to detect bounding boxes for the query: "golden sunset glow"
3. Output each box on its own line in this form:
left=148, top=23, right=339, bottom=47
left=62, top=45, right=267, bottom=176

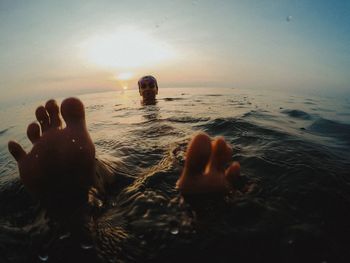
left=117, top=72, right=134, bottom=80
left=1, top=1, right=349, bottom=105
left=80, top=27, right=175, bottom=70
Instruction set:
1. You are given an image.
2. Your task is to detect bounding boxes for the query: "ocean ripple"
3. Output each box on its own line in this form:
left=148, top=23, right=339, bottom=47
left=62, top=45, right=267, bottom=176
left=281, top=109, right=312, bottom=120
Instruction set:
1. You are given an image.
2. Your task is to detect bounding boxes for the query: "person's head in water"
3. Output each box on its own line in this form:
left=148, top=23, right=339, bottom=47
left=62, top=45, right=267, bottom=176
left=138, top=75, right=158, bottom=104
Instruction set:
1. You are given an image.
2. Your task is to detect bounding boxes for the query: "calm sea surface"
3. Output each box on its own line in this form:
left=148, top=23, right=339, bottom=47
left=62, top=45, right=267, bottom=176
left=0, top=87, right=350, bottom=263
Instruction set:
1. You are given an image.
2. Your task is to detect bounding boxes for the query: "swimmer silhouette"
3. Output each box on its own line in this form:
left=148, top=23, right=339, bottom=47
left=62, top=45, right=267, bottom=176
left=8, top=98, right=242, bottom=213
left=138, top=75, right=158, bottom=105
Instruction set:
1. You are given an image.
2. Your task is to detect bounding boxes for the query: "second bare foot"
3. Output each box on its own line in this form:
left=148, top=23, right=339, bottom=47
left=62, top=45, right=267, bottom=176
left=176, top=133, right=241, bottom=194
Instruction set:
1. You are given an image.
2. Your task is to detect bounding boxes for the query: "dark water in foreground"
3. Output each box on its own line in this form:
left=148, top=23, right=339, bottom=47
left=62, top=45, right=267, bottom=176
left=0, top=87, right=350, bottom=263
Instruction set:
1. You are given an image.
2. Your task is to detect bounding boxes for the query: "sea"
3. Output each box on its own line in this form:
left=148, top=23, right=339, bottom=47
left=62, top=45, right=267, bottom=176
left=0, top=87, right=350, bottom=263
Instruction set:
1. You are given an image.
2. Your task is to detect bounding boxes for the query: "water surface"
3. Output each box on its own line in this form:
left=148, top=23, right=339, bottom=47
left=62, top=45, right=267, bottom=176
left=1, top=87, right=350, bottom=263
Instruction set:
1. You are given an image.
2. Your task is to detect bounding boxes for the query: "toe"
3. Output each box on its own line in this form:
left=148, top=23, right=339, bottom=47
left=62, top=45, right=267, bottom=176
left=225, top=162, right=249, bottom=191
left=8, top=141, right=26, bottom=162
left=27, top=122, right=41, bottom=143
left=35, top=106, right=50, bottom=133
left=208, top=137, right=233, bottom=172
left=225, top=161, right=240, bottom=183
left=45, top=99, right=62, bottom=129
left=183, top=132, right=211, bottom=176
left=61, top=98, right=86, bottom=128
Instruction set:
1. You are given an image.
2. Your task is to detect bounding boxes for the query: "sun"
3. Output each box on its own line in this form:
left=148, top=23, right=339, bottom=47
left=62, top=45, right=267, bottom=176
left=79, top=27, right=175, bottom=69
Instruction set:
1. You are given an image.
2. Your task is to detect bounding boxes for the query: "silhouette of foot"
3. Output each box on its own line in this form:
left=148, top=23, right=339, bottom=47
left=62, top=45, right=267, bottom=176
left=176, top=133, right=241, bottom=194
left=8, top=98, right=95, bottom=209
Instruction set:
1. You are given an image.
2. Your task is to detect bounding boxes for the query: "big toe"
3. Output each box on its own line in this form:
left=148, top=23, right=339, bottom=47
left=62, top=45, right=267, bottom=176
left=183, top=132, right=211, bottom=175
left=61, top=98, right=86, bottom=128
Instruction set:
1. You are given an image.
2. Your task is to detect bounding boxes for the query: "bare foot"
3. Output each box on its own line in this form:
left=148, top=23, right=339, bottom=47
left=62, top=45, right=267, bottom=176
left=8, top=98, right=95, bottom=210
left=176, top=133, right=241, bottom=194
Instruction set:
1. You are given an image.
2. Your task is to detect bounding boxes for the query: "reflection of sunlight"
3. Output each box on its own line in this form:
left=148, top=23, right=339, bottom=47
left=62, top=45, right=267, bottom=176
left=80, top=27, right=175, bottom=69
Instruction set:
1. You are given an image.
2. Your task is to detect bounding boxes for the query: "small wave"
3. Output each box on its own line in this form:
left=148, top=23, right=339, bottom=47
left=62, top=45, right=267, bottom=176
left=304, top=98, right=317, bottom=105
left=311, top=107, right=334, bottom=113
left=166, top=116, right=210, bottom=123
left=281, top=109, right=312, bottom=120
left=228, top=100, right=251, bottom=106
left=86, top=104, right=104, bottom=111
left=0, top=127, right=12, bottom=136
left=304, top=101, right=316, bottom=105
left=196, top=117, right=288, bottom=140
left=196, top=118, right=240, bottom=135
left=204, top=94, right=223, bottom=97
left=133, top=124, right=179, bottom=139
left=163, top=98, right=185, bottom=101
left=336, top=112, right=350, bottom=117
left=308, top=117, right=350, bottom=143
left=242, top=110, right=274, bottom=119
left=114, top=107, right=130, bottom=112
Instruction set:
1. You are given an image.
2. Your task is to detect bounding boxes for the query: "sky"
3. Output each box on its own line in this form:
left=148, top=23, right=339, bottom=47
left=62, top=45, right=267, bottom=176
left=0, top=0, right=349, bottom=105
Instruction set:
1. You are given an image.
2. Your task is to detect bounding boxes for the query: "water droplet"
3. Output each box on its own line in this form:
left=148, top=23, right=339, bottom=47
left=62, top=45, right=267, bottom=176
left=38, top=253, right=49, bottom=261
left=80, top=242, right=93, bottom=250
left=143, top=209, right=150, bottom=218
left=96, top=199, right=103, bottom=208
left=35, top=154, right=39, bottom=158
left=141, top=240, right=147, bottom=246
left=170, top=228, right=179, bottom=235
left=286, top=15, right=292, bottom=22
left=72, top=139, right=76, bottom=143
left=59, top=232, right=71, bottom=240
left=179, top=197, right=185, bottom=206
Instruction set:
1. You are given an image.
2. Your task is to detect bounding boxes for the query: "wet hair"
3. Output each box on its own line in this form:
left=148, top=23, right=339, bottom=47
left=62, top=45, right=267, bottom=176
left=138, top=75, right=158, bottom=90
